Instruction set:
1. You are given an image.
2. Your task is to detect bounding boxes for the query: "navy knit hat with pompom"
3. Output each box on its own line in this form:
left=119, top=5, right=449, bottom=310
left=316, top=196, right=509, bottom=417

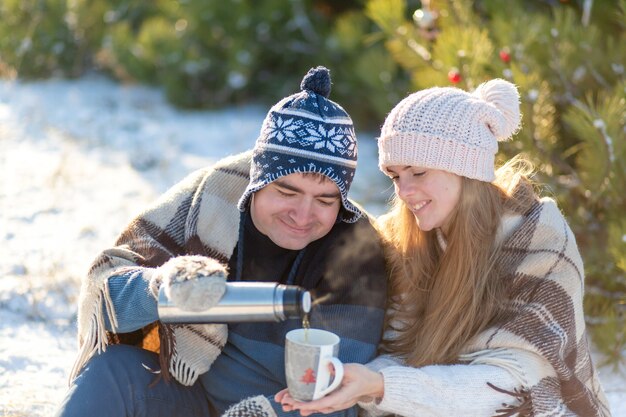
left=238, top=66, right=361, bottom=223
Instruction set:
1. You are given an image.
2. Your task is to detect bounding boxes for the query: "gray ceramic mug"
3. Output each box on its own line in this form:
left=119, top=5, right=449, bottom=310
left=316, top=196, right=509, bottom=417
left=285, top=328, right=344, bottom=401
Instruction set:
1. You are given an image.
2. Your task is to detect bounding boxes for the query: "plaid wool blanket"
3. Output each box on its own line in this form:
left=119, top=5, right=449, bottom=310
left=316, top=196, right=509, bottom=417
left=71, top=152, right=253, bottom=385
left=460, top=198, right=611, bottom=416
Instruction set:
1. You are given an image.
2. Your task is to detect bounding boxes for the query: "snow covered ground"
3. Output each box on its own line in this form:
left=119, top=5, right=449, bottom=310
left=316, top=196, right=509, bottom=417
left=0, top=74, right=623, bottom=416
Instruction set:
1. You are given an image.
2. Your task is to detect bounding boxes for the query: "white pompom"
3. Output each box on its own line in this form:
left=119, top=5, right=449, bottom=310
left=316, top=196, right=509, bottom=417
left=473, top=79, right=521, bottom=141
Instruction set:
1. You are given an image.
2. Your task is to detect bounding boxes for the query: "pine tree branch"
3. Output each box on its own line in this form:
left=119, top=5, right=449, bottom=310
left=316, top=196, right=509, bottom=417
left=587, top=64, right=611, bottom=89
left=525, top=94, right=581, bottom=184
left=563, top=93, right=615, bottom=197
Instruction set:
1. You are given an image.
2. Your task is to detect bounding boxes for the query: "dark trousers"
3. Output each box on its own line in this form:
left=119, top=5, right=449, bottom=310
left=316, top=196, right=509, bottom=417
left=53, top=345, right=212, bottom=417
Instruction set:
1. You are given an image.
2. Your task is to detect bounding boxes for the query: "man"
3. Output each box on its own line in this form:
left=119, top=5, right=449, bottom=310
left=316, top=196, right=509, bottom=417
left=55, top=67, right=387, bottom=417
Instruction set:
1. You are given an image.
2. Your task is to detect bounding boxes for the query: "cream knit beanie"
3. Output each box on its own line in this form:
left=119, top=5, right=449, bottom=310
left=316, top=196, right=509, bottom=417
left=378, top=79, right=522, bottom=182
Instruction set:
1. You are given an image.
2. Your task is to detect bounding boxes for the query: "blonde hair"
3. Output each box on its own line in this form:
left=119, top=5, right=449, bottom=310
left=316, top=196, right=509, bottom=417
left=379, top=155, right=537, bottom=366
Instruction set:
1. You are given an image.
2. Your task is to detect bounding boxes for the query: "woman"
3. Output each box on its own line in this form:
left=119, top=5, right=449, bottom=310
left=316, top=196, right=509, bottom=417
left=276, top=79, right=610, bottom=416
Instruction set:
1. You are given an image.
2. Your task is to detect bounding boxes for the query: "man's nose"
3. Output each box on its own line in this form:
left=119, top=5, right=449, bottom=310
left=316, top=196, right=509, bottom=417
left=289, top=198, right=313, bottom=225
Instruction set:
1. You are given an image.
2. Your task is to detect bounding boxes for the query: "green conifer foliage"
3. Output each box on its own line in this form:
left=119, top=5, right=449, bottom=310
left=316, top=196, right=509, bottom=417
left=0, top=0, right=405, bottom=122
left=82, top=0, right=403, bottom=114
left=0, top=0, right=86, bottom=78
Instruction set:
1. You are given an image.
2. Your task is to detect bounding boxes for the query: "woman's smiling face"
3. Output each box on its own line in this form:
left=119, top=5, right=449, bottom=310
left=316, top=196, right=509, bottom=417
left=386, top=165, right=462, bottom=233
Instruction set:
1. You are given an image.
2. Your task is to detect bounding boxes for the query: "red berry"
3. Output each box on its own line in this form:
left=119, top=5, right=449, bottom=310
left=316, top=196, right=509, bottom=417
left=499, top=49, right=511, bottom=63
left=448, top=69, right=461, bottom=84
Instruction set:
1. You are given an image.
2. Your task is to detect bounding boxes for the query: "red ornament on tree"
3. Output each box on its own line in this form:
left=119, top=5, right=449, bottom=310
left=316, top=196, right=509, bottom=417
left=448, top=69, right=461, bottom=84
left=499, top=48, right=511, bottom=63
left=300, top=368, right=317, bottom=384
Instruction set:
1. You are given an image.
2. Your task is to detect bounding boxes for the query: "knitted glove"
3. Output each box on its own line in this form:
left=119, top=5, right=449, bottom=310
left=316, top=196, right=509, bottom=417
left=222, top=395, right=278, bottom=417
left=152, top=255, right=227, bottom=312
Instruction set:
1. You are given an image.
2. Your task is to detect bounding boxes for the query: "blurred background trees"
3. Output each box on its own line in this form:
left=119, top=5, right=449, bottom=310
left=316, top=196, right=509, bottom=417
left=1, top=0, right=624, bottom=364
left=0, top=0, right=409, bottom=124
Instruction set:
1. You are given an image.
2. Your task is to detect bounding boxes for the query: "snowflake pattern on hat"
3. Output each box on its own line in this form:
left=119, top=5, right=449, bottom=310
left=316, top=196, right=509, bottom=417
left=265, top=115, right=357, bottom=157
left=266, top=116, right=299, bottom=142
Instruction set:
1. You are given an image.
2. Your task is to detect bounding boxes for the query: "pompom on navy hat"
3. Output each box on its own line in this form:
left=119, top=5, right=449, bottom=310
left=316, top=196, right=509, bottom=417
left=238, top=66, right=361, bottom=223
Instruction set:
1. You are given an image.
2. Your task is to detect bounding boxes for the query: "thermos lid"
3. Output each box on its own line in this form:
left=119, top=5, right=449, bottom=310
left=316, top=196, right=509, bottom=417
left=302, top=291, right=311, bottom=314
left=282, top=285, right=312, bottom=318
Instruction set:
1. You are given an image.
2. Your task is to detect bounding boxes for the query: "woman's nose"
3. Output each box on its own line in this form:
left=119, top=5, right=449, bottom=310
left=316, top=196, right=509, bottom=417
left=396, top=178, right=414, bottom=201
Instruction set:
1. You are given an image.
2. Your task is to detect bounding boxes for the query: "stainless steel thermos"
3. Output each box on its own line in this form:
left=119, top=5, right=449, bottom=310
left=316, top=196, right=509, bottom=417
left=158, top=282, right=312, bottom=323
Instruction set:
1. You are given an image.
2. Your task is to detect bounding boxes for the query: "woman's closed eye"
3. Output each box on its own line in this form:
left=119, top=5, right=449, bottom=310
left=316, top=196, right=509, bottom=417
left=390, top=171, right=425, bottom=182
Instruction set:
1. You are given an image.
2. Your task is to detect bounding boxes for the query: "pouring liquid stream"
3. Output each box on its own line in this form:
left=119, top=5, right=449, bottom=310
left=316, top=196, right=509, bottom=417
left=302, top=313, right=310, bottom=344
